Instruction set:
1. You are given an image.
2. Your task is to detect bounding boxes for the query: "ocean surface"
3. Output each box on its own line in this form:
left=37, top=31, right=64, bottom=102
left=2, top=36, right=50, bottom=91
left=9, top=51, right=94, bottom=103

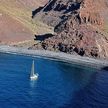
left=0, top=53, right=107, bottom=108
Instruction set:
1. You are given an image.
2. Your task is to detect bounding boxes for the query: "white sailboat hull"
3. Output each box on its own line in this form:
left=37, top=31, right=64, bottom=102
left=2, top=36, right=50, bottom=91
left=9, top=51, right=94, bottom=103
left=30, top=73, right=38, bottom=80
left=30, top=60, right=39, bottom=80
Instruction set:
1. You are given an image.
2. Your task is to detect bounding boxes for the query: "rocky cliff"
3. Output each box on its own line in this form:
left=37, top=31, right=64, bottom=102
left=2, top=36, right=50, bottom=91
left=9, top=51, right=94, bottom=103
left=34, top=0, right=108, bottom=28
left=33, top=0, right=108, bottom=58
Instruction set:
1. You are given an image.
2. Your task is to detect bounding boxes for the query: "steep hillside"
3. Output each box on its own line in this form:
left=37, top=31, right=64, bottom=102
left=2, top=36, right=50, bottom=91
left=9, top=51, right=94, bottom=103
left=34, top=0, right=108, bottom=30
left=33, top=0, right=108, bottom=58
left=0, top=11, right=33, bottom=44
left=0, top=0, right=52, bottom=44
left=17, top=0, right=48, bottom=9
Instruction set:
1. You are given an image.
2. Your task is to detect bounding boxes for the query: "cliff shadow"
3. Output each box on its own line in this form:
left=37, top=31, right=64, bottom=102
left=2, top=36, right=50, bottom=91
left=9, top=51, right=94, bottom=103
left=101, top=66, right=108, bottom=71
left=32, top=6, right=43, bottom=18
left=34, top=33, right=54, bottom=41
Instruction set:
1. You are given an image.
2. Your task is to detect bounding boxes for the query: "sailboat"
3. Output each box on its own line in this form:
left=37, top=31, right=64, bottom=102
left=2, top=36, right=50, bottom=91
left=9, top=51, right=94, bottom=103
left=30, top=60, right=38, bottom=80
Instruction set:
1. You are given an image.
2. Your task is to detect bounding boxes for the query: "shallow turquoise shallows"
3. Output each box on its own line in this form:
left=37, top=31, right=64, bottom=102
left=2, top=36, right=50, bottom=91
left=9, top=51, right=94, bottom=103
left=0, top=53, right=107, bottom=108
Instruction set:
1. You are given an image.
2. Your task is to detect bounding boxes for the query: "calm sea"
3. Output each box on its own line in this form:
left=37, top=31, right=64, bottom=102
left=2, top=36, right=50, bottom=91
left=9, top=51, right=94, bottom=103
left=0, top=53, right=107, bottom=108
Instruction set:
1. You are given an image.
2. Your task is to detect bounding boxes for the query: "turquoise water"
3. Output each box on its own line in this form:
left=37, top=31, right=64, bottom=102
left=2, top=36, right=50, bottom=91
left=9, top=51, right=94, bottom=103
left=0, top=53, right=107, bottom=108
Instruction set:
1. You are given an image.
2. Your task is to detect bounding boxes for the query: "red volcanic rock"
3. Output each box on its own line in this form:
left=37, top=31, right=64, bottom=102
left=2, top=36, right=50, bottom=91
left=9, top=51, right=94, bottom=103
left=79, top=0, right=107, bottom=28
left=40, top=24, right=108, bottom=58
left=33, top=0, right=108, bottom=58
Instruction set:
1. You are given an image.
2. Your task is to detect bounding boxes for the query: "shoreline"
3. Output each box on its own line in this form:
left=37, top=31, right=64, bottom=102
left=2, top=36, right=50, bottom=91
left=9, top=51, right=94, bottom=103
left=0, top=45, right=108, bottom=69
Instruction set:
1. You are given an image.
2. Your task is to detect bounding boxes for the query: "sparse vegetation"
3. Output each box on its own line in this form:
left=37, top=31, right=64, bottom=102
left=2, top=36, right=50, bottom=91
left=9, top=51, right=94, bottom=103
left=0, top=0, right=53, bottom=35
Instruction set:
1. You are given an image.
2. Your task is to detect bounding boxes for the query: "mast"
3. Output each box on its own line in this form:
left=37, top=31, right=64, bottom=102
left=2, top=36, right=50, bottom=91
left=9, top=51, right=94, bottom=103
left=31, top=60, right=35, bottom=76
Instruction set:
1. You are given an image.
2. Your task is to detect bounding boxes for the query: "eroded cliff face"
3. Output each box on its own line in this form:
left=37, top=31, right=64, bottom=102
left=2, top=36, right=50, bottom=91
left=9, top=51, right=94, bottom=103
left=34, top=0, right=108, bottom=27
left=34, top=0, right=82, bottom=26
left=33, top=0, right=108, bottom=58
